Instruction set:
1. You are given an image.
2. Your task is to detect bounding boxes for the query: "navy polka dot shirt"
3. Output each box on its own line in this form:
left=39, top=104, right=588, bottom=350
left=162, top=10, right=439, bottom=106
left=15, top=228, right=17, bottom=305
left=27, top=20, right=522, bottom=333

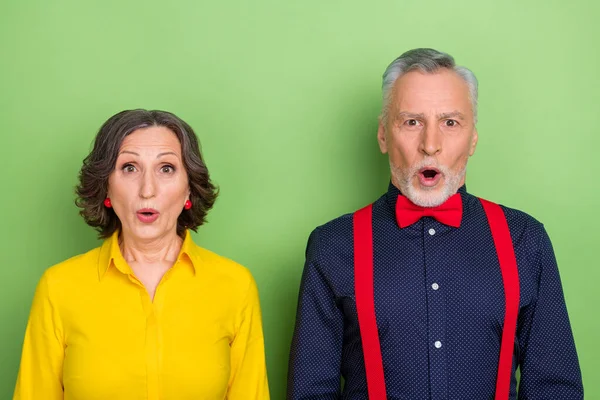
left=288, top=183, right=583, bottom=399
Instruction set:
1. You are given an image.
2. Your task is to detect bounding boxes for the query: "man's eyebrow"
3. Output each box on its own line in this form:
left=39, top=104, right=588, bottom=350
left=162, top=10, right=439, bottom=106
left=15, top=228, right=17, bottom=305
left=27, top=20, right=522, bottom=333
left=397, top=111, right=467, bottom=120
left=439, top=111, right=466, bottom=120
left=397, top=112, right=426, bottom=119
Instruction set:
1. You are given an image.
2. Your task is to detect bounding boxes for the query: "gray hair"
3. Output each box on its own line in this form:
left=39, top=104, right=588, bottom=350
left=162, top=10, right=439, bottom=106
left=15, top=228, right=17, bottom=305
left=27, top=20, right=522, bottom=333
left=380, top=48, right=478, bottom=124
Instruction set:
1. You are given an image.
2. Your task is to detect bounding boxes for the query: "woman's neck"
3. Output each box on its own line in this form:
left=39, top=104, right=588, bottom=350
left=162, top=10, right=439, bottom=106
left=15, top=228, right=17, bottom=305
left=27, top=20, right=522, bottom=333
left=119, top=230, right=183, bottom=265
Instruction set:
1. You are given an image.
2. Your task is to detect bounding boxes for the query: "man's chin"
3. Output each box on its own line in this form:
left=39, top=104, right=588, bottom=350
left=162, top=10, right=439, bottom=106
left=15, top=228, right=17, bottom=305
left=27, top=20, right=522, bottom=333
left=416, top=183, right=443, bottom=192
left=407, top=183, right=451, bottom=207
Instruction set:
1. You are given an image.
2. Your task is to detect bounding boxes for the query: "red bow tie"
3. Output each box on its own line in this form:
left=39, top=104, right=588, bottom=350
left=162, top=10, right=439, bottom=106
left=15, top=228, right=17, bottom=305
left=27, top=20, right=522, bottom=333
left=395, top=193, right=463, bottom=228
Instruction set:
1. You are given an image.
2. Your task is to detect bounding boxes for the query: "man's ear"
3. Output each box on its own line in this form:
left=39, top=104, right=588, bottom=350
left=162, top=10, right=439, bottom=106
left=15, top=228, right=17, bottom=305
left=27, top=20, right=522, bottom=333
left=469, top=128, right=478, bottom=156
left=377, top=118, right=388, bottom=154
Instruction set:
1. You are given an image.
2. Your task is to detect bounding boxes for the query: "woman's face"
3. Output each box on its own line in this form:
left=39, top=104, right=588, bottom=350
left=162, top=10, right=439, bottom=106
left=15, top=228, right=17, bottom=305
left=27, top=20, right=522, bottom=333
left=107, top=126, right=190, bottom=241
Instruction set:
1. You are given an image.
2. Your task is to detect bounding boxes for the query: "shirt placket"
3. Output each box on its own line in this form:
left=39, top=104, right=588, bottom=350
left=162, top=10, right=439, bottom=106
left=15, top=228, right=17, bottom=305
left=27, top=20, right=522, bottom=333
left=128, top=274, right=162, bottom=400
left=422, top=218, right=448, bottom=400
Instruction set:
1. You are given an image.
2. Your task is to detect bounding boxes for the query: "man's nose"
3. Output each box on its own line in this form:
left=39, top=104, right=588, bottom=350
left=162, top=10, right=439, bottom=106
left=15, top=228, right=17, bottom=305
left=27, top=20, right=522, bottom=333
left=419, top=124, right=442, bottom=156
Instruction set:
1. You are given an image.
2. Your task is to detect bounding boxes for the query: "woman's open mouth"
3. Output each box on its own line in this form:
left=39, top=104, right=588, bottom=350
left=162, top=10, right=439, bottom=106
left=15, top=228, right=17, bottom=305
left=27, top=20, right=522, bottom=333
left=136, top=208, right=160, bottom=223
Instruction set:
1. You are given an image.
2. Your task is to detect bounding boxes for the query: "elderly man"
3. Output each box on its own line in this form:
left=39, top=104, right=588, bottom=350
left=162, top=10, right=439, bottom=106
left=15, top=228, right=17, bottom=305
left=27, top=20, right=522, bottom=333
left=287, top=48, right=583, bottom=399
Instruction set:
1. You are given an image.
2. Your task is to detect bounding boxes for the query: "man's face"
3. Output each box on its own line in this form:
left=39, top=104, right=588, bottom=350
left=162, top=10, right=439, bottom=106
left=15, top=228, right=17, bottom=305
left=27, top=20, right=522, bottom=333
left=377, top=69, right=478, bottom=207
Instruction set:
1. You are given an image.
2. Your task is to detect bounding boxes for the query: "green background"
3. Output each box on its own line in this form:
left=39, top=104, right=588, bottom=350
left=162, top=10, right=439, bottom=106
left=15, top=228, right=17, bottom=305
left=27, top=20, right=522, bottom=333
left=1, top=0, right=598, bottom=398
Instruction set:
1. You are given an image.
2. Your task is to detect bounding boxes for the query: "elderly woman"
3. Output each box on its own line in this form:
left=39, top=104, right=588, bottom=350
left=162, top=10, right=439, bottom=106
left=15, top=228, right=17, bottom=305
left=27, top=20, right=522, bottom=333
left=14, top=109, right=269, bottom=399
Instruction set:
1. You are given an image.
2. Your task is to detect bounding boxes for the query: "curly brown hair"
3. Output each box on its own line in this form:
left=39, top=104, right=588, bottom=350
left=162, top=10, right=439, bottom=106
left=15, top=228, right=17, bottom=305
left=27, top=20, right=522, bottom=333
left=75, top=109, right=218, bottom=238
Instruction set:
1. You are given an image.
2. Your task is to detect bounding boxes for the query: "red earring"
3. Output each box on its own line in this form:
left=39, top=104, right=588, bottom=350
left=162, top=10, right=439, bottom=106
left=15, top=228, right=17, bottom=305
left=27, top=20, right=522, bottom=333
left=104, top=198, right=112, bottom=208
left=184, top=200, right=192, bottom=210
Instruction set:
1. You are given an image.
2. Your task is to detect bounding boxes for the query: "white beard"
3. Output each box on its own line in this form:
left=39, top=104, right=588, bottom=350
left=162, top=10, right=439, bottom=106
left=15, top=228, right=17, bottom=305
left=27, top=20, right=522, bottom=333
left=391, top=158, right=467, bottom=207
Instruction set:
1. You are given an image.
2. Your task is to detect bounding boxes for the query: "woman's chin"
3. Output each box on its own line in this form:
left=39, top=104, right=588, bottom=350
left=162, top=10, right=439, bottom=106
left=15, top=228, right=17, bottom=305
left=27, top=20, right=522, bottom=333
left=123, top=223, right=169, bottom=241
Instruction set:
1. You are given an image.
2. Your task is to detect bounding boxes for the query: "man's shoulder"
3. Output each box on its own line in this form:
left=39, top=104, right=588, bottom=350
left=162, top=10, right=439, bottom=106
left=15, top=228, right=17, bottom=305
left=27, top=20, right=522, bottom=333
left=312, top=194, right=390, bottom=243
left=500, top=203, right=543, bottom=226
left=302, top=212, right=357, bottom=282
left=310, top=212, right=355, bottom=249
left=469, top=193, right=548, bottom=243
left=501, top=202, right=550, bottom=249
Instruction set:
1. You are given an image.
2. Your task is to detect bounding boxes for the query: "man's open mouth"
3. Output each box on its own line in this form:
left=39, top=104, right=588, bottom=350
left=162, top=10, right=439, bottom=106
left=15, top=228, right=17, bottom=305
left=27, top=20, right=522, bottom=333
left=420, top=167, right=441, bottom=179
left=417, top=167, right=442, bottom=187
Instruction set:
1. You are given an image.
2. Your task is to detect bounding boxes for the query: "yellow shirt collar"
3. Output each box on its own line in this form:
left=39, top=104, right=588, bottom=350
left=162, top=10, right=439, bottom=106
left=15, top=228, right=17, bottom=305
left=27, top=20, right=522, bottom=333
left=98, top=230, right=200, bottom=280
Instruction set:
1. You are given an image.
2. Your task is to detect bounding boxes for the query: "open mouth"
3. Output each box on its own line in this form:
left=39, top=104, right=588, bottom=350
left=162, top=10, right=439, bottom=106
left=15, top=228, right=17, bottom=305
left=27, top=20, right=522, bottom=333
left=422, top=169, right=438, bottom=179
left=420, top=167, right=440, bottom=179
left=418, top=167, right=442, bottom=186
left=136, top=208, right=159, bottom=223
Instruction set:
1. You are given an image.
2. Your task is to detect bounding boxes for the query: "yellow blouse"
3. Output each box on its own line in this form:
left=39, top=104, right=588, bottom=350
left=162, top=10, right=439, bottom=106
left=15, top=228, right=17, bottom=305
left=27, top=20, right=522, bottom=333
left=14, top=230, right=270, bottom=400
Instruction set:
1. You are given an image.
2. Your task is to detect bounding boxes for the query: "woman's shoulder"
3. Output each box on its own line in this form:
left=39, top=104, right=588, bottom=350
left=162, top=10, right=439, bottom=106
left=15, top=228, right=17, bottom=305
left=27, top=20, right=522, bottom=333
left=189, top=243, right=256, bottom=286
left=43, top=245, right=104, bottom=282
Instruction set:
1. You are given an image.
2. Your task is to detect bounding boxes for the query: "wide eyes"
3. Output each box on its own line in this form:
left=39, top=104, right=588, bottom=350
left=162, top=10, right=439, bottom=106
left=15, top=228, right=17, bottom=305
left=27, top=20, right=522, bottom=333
left=401, top=119, right=460, bottom=128
left=123, top=164, right=137, bottom=173
left=121, top=164, right=176, bottom=174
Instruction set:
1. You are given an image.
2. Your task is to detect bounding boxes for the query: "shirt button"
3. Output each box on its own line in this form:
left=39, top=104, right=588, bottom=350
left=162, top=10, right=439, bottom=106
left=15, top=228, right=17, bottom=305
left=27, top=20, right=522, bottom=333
left=428, top=228, right=436, bottom=236
left=432, top=283, right=440, bottom=290
left=434, top=341, right=442, bottom=349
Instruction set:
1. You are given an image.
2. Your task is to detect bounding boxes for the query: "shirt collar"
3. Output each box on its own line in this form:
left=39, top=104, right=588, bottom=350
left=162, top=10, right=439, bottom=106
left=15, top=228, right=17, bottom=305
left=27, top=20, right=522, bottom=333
left=385, top=180, right=468, bottom=213
left=98, top=230, right=201, bottom=281
left=178, top=230, right=202, bottom=274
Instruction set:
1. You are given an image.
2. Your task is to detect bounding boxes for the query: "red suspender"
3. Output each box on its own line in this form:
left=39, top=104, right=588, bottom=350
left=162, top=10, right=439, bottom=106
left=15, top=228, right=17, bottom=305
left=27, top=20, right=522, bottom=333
left=353, top=204, right=388, bottom=399
left=479, top=199, right=521, bottom=400
left=353, top=198, right=520, bottom=400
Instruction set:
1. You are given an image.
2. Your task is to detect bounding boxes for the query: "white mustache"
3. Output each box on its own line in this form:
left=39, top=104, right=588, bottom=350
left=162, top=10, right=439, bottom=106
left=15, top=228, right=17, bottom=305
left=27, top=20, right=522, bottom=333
left=410, top=158, right=450, bottom=176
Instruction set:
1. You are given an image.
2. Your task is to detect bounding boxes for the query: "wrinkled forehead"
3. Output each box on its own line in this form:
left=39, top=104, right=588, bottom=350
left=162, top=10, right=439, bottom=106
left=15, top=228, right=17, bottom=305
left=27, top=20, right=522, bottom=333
left=391, top=69, right=473, bottom=117
left=118, top=126, right=183, bottom=156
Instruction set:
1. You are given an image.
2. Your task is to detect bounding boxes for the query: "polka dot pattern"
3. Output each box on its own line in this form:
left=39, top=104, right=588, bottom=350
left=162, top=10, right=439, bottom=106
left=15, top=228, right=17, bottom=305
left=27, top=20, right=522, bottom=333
left=288, top=183, right=583, bottom=399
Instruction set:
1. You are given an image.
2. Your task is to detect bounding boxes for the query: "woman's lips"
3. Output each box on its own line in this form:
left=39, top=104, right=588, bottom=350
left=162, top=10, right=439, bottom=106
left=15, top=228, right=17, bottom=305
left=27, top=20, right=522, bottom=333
left=136, top=208, right=159, bottom=223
